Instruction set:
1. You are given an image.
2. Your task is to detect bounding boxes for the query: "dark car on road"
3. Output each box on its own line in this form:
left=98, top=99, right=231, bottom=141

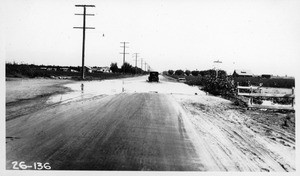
left=148, top=71, right=159, bottom=82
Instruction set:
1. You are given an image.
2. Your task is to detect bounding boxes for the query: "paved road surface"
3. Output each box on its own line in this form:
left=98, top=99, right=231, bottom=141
left=6, top=76, right=206, bottom=170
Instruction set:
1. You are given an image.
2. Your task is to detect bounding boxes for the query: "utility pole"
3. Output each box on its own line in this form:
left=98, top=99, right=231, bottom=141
left=120, top=42, right=129, bottom=73
left=144, top=62, right=147, bottom=72
left=133, top=53, right=139, bottom=74
left=74, top=5, right=95, bottom=80
left=140, top=58, right=143, bottom=71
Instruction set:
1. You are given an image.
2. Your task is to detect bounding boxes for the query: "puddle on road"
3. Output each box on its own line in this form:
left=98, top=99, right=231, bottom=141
left=47, top=80, right=124, bottom=104
left=46, top=77, right=205, bottom=104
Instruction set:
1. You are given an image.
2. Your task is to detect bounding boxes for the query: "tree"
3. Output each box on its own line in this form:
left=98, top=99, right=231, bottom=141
left=202, top=70, right=236, bottom=97
left=110, top=62, right=119, bottom=73
left=191, top=70, right=199, bottom=76
left=199, top=69, right=216, bottom=77
left=175, top=69, right=184, bottom=76
left=168, top=70, right=174, bottom=75
left=217, top=70, right=227, bottom=78
left=121, top=62, right=133, bottom=73
left=185, top=70, right=191, bottom=76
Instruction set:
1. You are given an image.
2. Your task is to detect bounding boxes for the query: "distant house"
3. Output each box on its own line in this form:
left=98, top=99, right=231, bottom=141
left=232, top=69, right=253, bottom=77
left=91, top=66, right=111, bottom=73
left=70, top=69, right=78, bottom=73
left=47, top=67, right=57, bottom=71
left=61, top=67, right=69, bottom=72
left=85, top=66, right=92, bottom=73
left=99, top=67, right=111, bottom=73
left=261, top=74, right=272, bottom=79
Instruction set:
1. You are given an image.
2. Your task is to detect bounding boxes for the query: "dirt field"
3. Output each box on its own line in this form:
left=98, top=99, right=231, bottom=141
left=174, top=94, right=295, bottom=171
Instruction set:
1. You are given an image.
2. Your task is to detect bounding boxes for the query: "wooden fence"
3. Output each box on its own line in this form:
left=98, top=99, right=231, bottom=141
left=237, top=84, right=295, bottom=110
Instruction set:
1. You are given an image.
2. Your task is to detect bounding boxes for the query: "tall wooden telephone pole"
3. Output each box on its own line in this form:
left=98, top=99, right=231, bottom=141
left=74, top=5, right=95, bottom=80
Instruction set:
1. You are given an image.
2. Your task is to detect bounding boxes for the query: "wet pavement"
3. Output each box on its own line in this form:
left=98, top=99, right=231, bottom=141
left=6, top=75, right=206, bottom=170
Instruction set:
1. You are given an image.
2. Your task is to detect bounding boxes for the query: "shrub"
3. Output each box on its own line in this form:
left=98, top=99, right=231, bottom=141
left=253, top=97, right=263, bottom=105
left=234, top=77, right=294, bottom=88
left=168, top=70, right=174, bottom=75
left=202, top=74, right=236, bottom=98
left=191, top=70, right=199, bottom=76
left=273, top=97, right=294, bottom=105
left=175, top=69, right=184, bottom=76
left=185, top=76, right=204, bottom=86
left=110, top=62, right=119, bottom=73
left=185, top=70, right=191, bottom=76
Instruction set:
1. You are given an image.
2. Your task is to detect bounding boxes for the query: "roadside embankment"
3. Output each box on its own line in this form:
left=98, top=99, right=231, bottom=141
left=172, top=93, right=295, bottom=171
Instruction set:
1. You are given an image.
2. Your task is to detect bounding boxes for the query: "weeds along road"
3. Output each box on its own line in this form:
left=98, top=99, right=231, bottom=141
left=6, top=76, right=295, bottom=171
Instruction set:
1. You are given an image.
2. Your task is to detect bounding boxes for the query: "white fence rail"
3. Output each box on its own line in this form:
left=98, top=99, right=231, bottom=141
left=237, top=85, right=295, bottom=110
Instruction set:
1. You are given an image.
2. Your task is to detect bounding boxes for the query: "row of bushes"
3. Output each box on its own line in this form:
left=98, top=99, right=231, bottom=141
left=164, top=69, right=294, bottom=107
left=165, top=70, right=236, bottom=97
left=6, top=63, right=130, bottom=79
left=166, top=69, right=226, bottom=77
left=252, top=97, right=294, bottom=105
left=110, top=62, right=148, bottom=74
left=234, top=77, right=294, bottom=88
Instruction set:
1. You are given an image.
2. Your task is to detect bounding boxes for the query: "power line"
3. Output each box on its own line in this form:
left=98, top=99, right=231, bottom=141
left=74, top=4, right=95, bottom=80
left=144, top=62, right=147, bottom=72
left=140, top=58, right=143, bottom=71
left=133, top=53, right=139, bottom=74
left=120, top=42, right=129, bottom=73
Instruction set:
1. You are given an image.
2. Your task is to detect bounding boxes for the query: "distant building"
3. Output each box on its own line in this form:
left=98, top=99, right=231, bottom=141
left=47, top=67, right=57, bottom=71
left=70, top=69, right=78, bottom=73
left=99, top=67, right=111, bottom=73
left=261, top=74, right=272, bottom=79
left=91, top=66, right=111, bottom=73
left=61, top=68, right=69, bottom=72
left=232, top=69, right=253, bottom=77
left=85, top=66, right=92, bottom=73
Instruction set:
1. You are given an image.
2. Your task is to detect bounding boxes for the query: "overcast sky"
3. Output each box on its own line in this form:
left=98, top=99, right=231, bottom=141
left=3, top=0, right=300, bottom=76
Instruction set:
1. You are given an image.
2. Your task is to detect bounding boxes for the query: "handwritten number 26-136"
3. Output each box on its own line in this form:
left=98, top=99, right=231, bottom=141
left=12, top=161, right=51, bottom=170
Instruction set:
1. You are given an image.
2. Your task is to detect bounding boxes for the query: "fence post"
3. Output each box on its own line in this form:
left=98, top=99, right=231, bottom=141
left=292, top=87, right=295, bottom=107
left=250, top=85, right=253, bottom=105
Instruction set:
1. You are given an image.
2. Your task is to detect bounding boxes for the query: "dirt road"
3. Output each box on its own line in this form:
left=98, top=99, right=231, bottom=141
left=6, top=76, right=295, bottom=171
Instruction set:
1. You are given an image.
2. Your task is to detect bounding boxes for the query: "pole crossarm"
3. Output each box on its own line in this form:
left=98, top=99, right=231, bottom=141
left=75, top=14, right=95, bottom=16
left=75, top=5, right=95, bottom=7
left=74, top=27, right=95, bottom=29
